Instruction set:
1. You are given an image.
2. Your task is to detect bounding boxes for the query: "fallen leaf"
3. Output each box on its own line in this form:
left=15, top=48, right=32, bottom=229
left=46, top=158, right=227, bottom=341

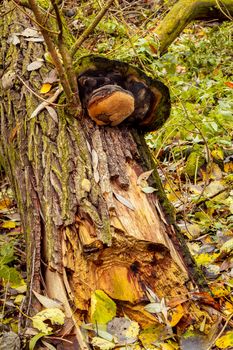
left=180, top=330, right=210, bottom=350
left=91, top=337, right=115, bottom=350
left=224, top=81, right=233, bottom=88
left=32, top=308, right=65, bottom=334
left=33, top=290, right=63, bottom=309
left=168, top=304, right=184, bottom=327
left=21, top=28, right=39, bottom=38
left=29, top=333, right=46, bottom=350
left=25, top=37, right=44, bottom=42
left=215, top=331, right=233, bottom=348
left=45, top=106, right=58, bottom=123
left=137, top=169, right=154, bottom=186
left=41, top=340, right=57, bottom=350
left=40, top=83, right=52, bottom=94
left=43, top=69, right=58, bottom=84
left=92, top=149, right=99, bottom=183
left=113, top=192, right=135, bottom=210
left=27, top=60, right=43, bottom=71
left=1, top=70, right=16, bottom=89
left=7, top=33, right=20, bottom=46
left=141, top=186, right=157, bottom=194
left=107, top=317, right=139, bottom=344
left=1, top=221, right=17, bottom=229
left=91, top=290, right=116, bottom=325
left=0, top=198, right=13, bottom=210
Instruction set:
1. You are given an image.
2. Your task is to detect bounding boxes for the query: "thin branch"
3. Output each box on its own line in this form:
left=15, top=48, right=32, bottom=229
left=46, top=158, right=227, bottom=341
left=12, top=0, right=59, bottom=34
left=13, top=0, right=31, bottom=9
left=17, top=74, right=66, bottom=107
left=27, top=0, right=74, bottom=103
left=0, top=5, right=16, bottom=17
left=70, top=0, right=115, bottom=57
left=50, top=0, right=80, bottom=105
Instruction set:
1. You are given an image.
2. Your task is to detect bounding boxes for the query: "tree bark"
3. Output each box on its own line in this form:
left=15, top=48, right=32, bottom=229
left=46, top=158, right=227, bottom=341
left=151, top=0, right=233, bottom=54
left=0, top=1, right=214, bottom=348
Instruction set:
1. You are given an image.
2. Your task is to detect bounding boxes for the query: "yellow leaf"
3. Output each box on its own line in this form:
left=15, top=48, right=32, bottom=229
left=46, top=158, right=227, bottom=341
left=91, top=290, right=116, bottom=325
left=160, top=343, right=176, bottom=350
left=223, top=301, right=233, bottom=315
left=14, top=294, right=24, bottom=305
left=224, top=161, right=233, bottom=173
left=195, top=253, right=219, bottom=266
left=1, top=221, right=17, bottom=229
left=211, top=284, right=230, bottom=297
left=32, top=308, right=65, bottom=334
left=168, top=304, right=184, bottom=327
left=125, top=321, right=140, bottom=338
left=211, top=149, right=224, bottom=161
left=40, top=83, right=52, bottom=94
left=0, top=198, right=12, bottom=210
left=209, top=163, right=222, bottom=180
left=215, top=331, right=233, bottom=348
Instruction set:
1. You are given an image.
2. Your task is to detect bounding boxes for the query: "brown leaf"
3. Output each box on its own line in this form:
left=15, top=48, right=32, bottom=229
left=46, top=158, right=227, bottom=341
left=43, top=69, right=58, bottom=84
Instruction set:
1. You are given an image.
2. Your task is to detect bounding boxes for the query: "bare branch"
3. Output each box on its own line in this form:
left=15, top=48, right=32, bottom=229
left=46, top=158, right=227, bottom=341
left=50, top=0, right=79, bottom=105
left=27, top=0, right=75, bottom=104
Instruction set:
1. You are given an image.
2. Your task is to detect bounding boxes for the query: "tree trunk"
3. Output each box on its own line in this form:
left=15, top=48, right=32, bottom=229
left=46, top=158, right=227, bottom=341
left=0, top=1, right=212, bottom=348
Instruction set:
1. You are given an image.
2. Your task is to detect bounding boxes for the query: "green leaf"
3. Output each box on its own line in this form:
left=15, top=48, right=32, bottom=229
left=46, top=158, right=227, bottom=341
left=91, top=290, right=116, bottom=325
left=32, top=308, right=65, bottom=334
left=0, top=265, right=22, bottom=285
left=91, top=337, right=115, bottom=350
left=29, top=333, right=46, bottom=350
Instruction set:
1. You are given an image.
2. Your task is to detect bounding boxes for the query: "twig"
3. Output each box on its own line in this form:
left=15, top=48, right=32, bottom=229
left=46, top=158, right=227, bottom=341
left=50, top=0, right=80, bottom=104
left=206, top=313, right=233, bottom=350
left=17, top=74, right=66, bottom=107
left=28, top=88, right=64, bottom=120
left=27, top=0, right=74, bottom=103
left=70, top=0, right=115, bottom=57
left=0, top=5, right=16, bottom=17
left=12, top=0, right=59, bottom=34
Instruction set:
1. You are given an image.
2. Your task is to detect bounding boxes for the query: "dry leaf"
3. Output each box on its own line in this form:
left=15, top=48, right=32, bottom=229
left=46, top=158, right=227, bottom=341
left=27, top=60, right=43, bottom=71
left=33, top=290, right=63, bottom=309
left=141, top=186, right=157, bottom=194
left=224, top=82, right=233, bottom=88
left=46, top=105, right=58, bottom=124
left=25, top=37, right=44, bottom=42
left=137, top=169, right=154, bottom=186
left=1, top=70, right=16, bottom=89
left=113, top=192, right=135, bottom=210
left=21, top=28, right=39, bottom=38
left=7, top=34, right=20, bottom=46
left=43, top=69, right=58, bottom=84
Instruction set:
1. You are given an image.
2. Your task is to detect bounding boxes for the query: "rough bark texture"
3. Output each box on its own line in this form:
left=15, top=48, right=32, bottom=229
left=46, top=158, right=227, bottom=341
left=0, top=1, right=211, bottom=348
left=152, top=0, right=233, bottom=54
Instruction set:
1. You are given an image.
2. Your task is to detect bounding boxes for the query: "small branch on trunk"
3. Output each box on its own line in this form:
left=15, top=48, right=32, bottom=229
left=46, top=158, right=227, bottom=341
left=27, top=0, right=75, bottom=105
left=50, top=0, right=80, bottom=105
left=70, top=0, right=115, bottom=57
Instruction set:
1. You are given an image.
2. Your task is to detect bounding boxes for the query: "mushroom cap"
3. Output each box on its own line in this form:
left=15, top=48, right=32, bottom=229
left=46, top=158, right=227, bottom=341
left=77, top=55, right=171, bottom=131
left=87, top=85, right=135, bottom=126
